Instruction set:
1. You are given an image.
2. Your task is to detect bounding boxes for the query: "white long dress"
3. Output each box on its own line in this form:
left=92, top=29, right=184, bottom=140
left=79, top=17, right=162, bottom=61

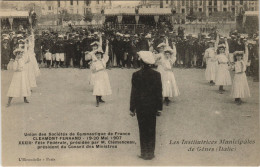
left=7, top=57, right=31, bottom=97
left=215, top=53, right=232, bottom=86
left=92, top=46, right=112, bottom=96
left=86, top=50, right=98, bottom=86
left=24, top=48, right=37, bottom=88
left=205, top=47, right=218, bottom=81
left=231, top=49, right=250, bottom=98
left=155, top=53, right=180, bottom=97
left=28, top=38, right=40, bottom=77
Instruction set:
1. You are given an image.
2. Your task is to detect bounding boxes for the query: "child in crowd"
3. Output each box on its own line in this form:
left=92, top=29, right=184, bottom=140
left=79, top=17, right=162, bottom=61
left=215, top=36, right=232, bottom=94
left=45, top=49, right=52, bottom=68
left=231, top=42, right=251, bottom=105
left=156, top=46, right=180, bottom=106
left=204, top=40, right=218, bottom=85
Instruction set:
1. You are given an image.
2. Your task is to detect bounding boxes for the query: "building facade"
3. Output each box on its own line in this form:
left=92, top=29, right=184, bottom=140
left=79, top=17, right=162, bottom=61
left=140, top=0, right=259, bottom=16
left=40, top=0, right=113, bottom=16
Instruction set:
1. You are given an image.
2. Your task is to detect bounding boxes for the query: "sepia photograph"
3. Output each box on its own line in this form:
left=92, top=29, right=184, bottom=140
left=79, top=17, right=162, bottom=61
left=0, top=0, right=259, bottom=166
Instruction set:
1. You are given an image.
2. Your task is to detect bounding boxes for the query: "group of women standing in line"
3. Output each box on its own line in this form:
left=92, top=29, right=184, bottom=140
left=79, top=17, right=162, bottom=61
left=85, top=34, right=181, bottom=110
left=6, top=33, right=40, bottom=107
left=205, top=33, right=250, bottom=105
left=6, top=31, right=251, bottom=108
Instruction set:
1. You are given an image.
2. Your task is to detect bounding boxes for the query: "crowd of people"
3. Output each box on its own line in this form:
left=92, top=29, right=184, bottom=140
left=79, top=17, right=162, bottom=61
left=1, top=25, right=259, bottom=107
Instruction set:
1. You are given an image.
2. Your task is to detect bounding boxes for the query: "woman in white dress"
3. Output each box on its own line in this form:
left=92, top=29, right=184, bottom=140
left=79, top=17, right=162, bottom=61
left=85, top=42, right=100, bottom=86
left=24, top=39, right=37, bottom=89
left=215, top=36, right=232, bottom=94
left=6, top=49, right=31, bottom=107
left=91, top=40, right=112, bottom=107
left=231, top=43, right=251, bottom=105
left=204, top=40, right=218, bottom=85
left=155, top=46, right=180, bottom=106
left=28, top=34, right=40, bottom=77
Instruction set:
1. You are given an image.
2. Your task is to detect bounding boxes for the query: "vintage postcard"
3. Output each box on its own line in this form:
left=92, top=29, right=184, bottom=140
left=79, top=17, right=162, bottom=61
left=0, top=0, right=259, bottom=166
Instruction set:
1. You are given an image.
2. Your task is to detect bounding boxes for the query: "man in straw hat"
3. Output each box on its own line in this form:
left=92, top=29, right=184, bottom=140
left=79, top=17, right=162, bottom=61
left=130, top=51, right=163, bottom=160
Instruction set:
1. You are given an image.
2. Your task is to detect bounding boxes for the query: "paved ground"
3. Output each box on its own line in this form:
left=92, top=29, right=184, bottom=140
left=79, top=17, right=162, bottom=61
left=1, top=68, right=259, bottom=166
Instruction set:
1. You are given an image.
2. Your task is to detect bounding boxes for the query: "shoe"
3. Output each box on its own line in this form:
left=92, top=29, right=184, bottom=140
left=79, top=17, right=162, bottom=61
left=24, top=99, right=29, bottom=103
left=237, top=100, right=242, bottom=105
left=99, top=99, right=105, bottom=103
left=138, top=155, right=155, bottom=160
left=96, top=98, right=99, bottom=107
left=219, top=90, right=223, bottom=94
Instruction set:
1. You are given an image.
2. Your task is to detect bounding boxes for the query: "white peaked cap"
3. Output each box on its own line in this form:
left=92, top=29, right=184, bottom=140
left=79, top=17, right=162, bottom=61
left=157, top=43, right=166, bottom=48
left=164, top=46, right=174, bottom=54
left=145, top=34, right=152, bottom=39
left=137, top=51, right=155, bottom=65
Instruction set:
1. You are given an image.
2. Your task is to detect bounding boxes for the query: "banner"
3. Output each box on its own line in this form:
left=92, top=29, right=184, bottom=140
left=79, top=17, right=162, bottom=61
left=154, top=15, right=159, bottom=23
left=8, top=18, right=13, bottom=29
left=117, top=15, right=123, bottom=24
left=135, top=15, right=139, bottom=24
left=101, top=15, right=106, bottom=24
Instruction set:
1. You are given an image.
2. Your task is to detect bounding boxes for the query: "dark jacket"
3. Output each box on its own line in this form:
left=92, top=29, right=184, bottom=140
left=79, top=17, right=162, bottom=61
left=130, top=67, right=163, bottom=112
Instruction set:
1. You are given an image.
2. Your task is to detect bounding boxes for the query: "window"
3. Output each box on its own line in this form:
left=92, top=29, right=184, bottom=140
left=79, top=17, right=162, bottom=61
left=48, top=6, right=52, bottom=10
left=77, top=0, right=78, bottom=5
left=160, top=0, right=163, bottom=8
left=182, top=0, right=185, bottom=6
left=97, top=0, right=99, bottom=4
left=223, top=8, right=227, bottom=12
left=199, top=8, right=202, bottom=12
left=214, top=8, right=217, bottom=12
left=232, top=0, right=235, bottom=5
left=232, top=8, right=235, bottom=13
left=214, top=0, right=217, bottom=6
left=209, top=8, right=212, bottom=15
left=199, top=0, right=202, bottom=6
left=240, top=0, right=243, bottom=5
left=57, top=0, right=60, bottom=7
left=85, top=0, right=90, bottom=6
left=70, top=0, right=73, bottom=5
left=182, top=8, right=185, bottom=13
left=166, top=0, right=168, bottom=4
left=209, top=0, right=212, bottom=6
left=223, top=0, right=227, bottom=5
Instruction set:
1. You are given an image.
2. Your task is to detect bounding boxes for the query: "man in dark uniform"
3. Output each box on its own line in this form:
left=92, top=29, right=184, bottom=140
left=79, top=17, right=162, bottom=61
left=54, top=35, right=65, bottom=68
left=112, top=33, right=124, bottom=68
left=65, top=34, right=75, bottom=67
left=81, top=34, right=92, bottom=68
left=138, top=34, right=149, bottom=51
left=74, top=34, right=82, bottom=68
left=130, top=51, right=163, bottom=160
left=34, top=35, right=42, bottom=64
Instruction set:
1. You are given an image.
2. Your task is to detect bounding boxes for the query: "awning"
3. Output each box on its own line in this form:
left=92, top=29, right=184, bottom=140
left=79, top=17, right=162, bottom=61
left=138, top=8, right=172, bottom=15
left=104, top=8, right=135, bottom=16
left=0, top=10, right=29, bottom=19
left=104, top=7, right=172, bottom=16
left=244, top=11, right=259, bottom=16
